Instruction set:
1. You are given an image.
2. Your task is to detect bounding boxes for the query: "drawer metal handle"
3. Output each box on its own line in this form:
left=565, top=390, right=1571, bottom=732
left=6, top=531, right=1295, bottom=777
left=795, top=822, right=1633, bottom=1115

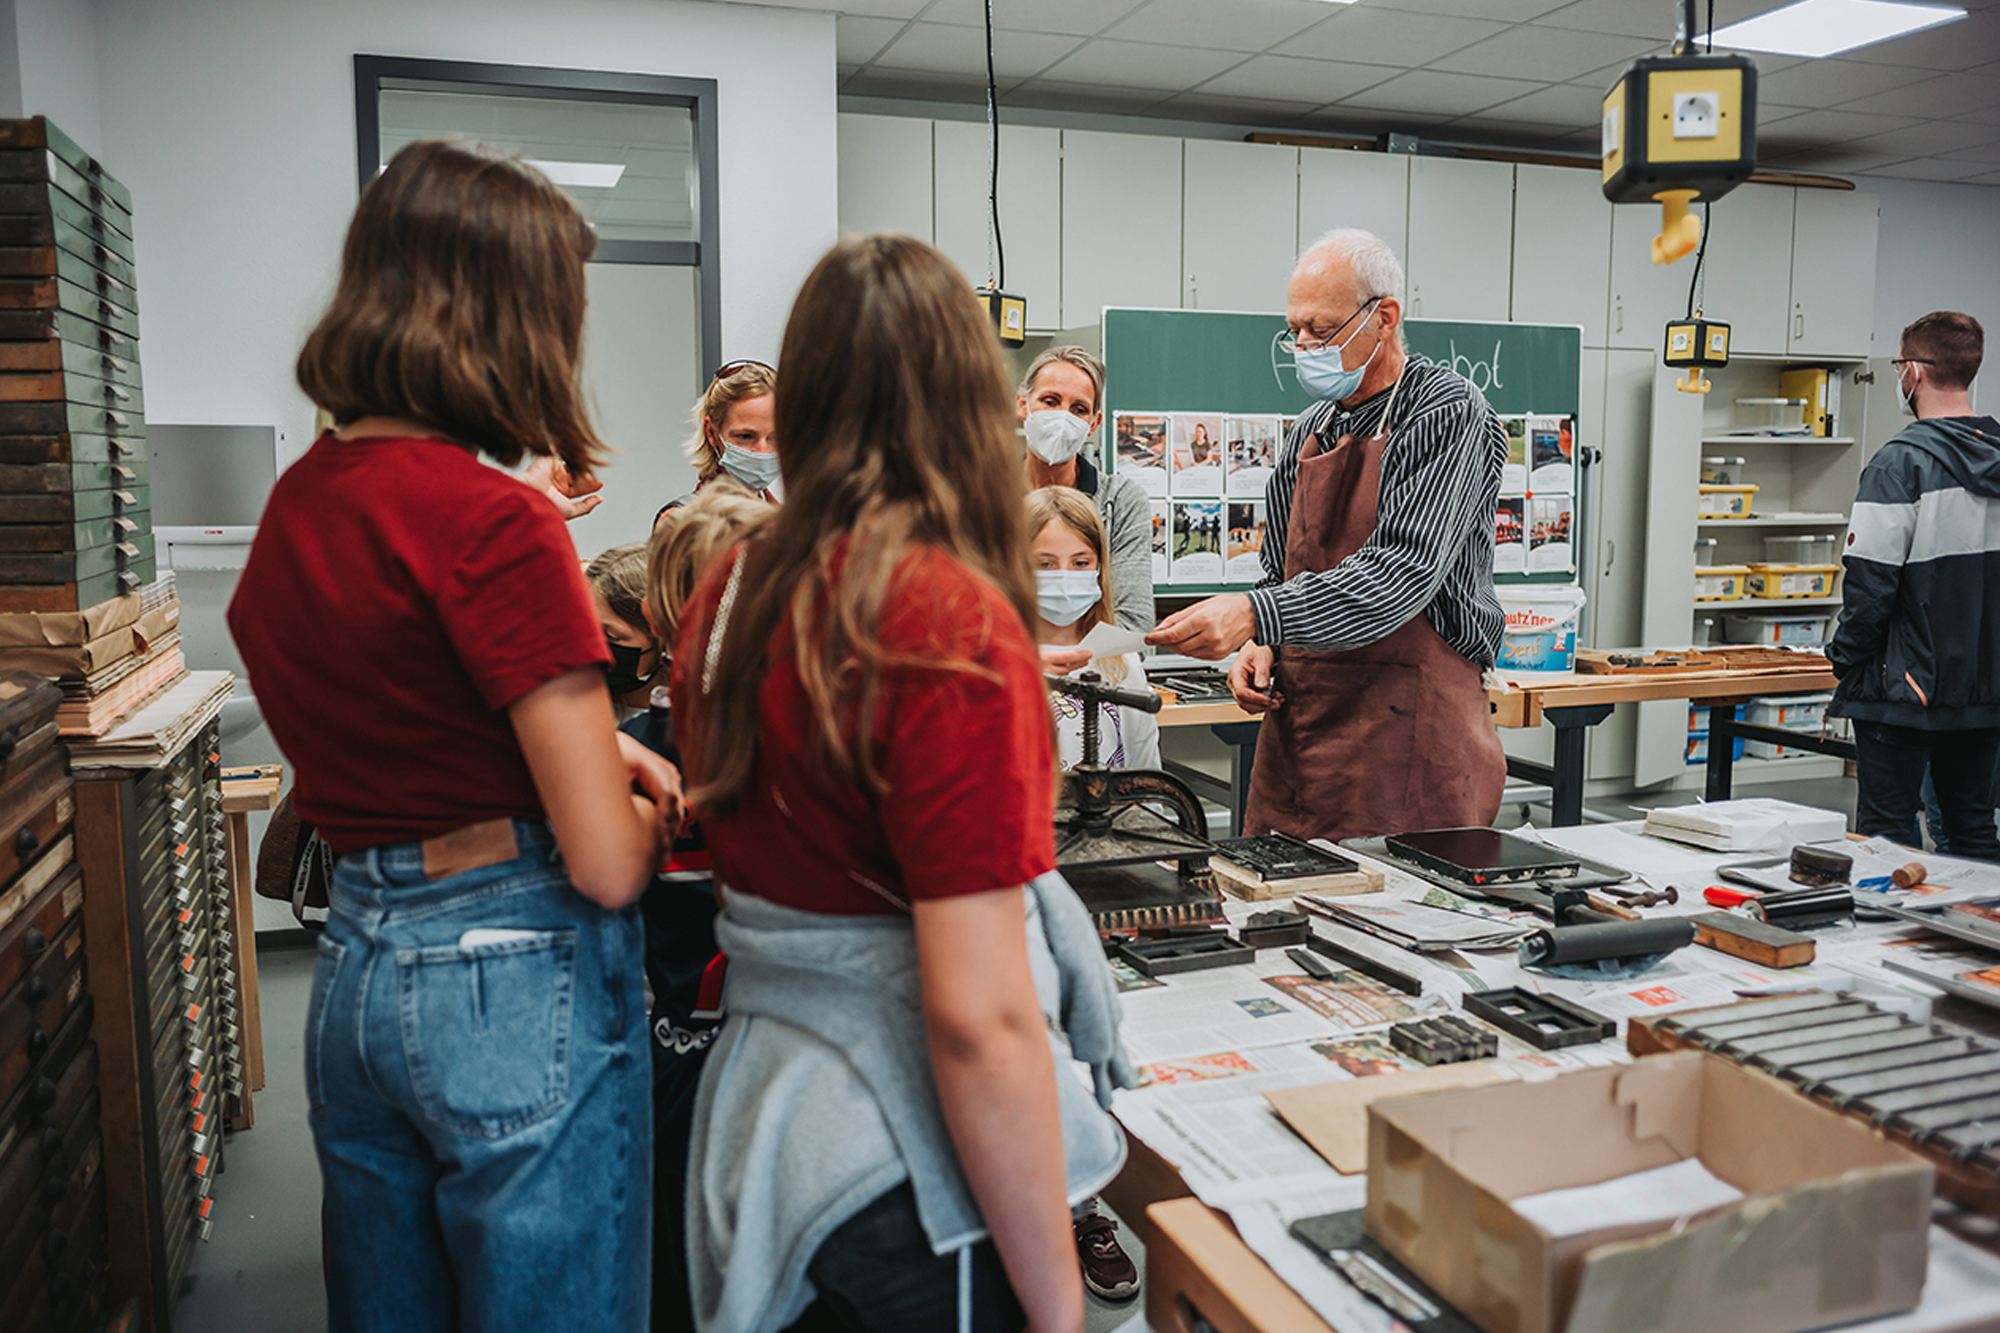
left=16, top=825, right=38, bottom=855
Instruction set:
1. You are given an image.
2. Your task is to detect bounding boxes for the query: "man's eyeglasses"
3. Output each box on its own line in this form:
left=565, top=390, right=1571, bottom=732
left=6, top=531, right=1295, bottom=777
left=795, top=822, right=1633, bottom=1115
left=710, top=359, right=774, bottom=385
left=1278, top=297, right=1382, bottom=355
left=1891, top=358, right=1935, bottom=369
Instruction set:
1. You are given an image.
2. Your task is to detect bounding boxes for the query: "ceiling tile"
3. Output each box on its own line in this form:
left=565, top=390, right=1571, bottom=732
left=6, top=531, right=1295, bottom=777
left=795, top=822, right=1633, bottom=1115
left=1862, top=157, right=2000, bottom=181
left=1836, top=71, right=2000, bottom=119
left=1101, top=0, right=1335, bottom=55
left=1960, top=169, right=2000, bottom=185
left=1295, top=106, right=1461, bottom=135
left=1273, top=8, right=1511, bottom=68
left=1003, top=78, right=1175, bottom=115
left=1430, top=25, right=1658, bottom=80
left=1845, top=119, right=2000, bottom=157
left=836, top=15, right=906, bottom=66
left=841, top=67, right=989, bottom=102
left=1757, top=107, right=1926, bottom=144
left=1479, top=81, right=1617, bottom=128
left=1037, top=37, right=1249, bottom=89
left=1150, top=92, right=1325, bottom=125
left=1433, top=117, right=1585, bottom=148
left=873, top=21, right=1085, bottom=80
left=1337, top=70, right=1545, bottom=118
left=1380, top=0, right=1574, bottom=18
left=1760, top=146, right=1913, bottom=173
left=918, top=0, right=1148, bottom=39
left=1939, top=139, right=2000, bottom=164
left=736, top=0, right=930, bottom=16
left=1835, top=11, right=2000, bottom=71
left=1533, top=0, right=1676, bottom=39
left=1751, top=59, right=1941, bottom=110
left=1191, top=54, right=1400, bottom=106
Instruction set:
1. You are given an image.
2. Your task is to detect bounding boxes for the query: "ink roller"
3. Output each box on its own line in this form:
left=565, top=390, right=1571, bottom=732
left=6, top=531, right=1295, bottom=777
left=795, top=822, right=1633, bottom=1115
left=1520, top=916, right=1696, bottom=967
left=1751, top=885, right=1854, bottom=929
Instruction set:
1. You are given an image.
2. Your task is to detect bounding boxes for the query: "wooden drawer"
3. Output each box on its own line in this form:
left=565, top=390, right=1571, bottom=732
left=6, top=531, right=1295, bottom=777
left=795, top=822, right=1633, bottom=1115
left=0, top=515, right=145, bottom=554
left=0, top=992, right=90, bottom=1170
left=0, top=369, right=144, bottom=419
left=0, top=459, right=147, bottom=494
left=0, top=246, right=137, bottom=314
left=0, top=491, right=148, bottom=530
left=0, top=854, right=82, bottom=998
left=0, top=307, right=137, bottom=359
left=0, top=399, right=142, bottom=440
left=0, top=535, right=156, bottom=584
left=0, top=157, right=135, bottom=241
left=0, top=750, right=72, bottom=841
left=0, top=119, right=134, bottom=212
left=0, top=927, right=84, bottom=1109
left=0, top=434, right=144, bottom=468
left=0, top=276, right=138, bottom=340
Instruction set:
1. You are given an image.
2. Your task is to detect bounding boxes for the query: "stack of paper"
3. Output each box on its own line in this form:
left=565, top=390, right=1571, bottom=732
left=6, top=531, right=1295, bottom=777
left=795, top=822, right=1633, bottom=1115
left=1297, top=896, right=1533, bottom=952
left=1642, top=798, right=1846, bottom=852
left=65, top=669, right=232, bottom=769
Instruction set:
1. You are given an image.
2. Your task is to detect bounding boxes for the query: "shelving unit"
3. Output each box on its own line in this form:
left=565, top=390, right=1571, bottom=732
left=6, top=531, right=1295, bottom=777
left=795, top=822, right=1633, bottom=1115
left=1635, top=353, right=1877, bottom=787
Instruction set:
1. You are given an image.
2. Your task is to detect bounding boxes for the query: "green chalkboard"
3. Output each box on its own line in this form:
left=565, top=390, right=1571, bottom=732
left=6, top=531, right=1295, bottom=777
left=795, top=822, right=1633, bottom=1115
left=1096, top=308, right=1586, bottom=593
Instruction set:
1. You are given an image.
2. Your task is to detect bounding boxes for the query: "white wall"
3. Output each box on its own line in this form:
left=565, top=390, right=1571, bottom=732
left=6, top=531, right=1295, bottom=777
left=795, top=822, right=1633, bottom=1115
left=9, top=0, right=102, bottom=149
left=78, top=0, right=835, bottom=453
left=1862, top=175, right=2000, bottom=357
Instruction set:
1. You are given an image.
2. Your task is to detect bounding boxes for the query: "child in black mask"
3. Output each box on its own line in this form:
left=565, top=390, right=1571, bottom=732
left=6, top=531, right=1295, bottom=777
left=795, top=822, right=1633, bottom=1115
left=587, top=542, right=660, bottom=711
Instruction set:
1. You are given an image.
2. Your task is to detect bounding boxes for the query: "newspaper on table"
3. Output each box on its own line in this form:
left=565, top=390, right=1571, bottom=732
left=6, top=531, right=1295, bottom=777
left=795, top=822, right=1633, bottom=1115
left=1298, top=895, right=1534, bottom=952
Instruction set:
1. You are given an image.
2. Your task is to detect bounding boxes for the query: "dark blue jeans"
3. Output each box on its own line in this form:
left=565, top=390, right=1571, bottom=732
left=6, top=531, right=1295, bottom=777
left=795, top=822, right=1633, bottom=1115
left=784, top=1183, right=1025, bottom=1333
left=308, top=820, right=651, bottom=1332
left=1854, top=724, right=2000, bottom=862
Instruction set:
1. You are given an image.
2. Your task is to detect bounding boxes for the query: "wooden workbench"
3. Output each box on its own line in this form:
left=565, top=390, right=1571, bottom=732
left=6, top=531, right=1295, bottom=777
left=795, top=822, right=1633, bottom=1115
left=220, top=764, right=282, bottom=1128
left=1489, top=663, right=1840, bottom=728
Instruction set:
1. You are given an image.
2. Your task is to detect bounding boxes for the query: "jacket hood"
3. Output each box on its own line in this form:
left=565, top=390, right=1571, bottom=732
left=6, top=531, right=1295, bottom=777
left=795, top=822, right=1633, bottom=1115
left=1901, top=416, right=2000, bottom=499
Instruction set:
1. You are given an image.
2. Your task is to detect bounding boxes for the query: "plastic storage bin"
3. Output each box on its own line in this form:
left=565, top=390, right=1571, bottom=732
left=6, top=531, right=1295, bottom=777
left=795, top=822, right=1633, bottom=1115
left=1689, top=702, right=1742, bottom=732
left=1763, top=534, right=1840, bottom=566
left=1701, top=456, right=1749, bottom=484
left=1723, top=612, right=1832, bottom=646
left=1743, top=693, right=1834, bottom=759
left=1699, top=484, right=1758, bottom=518
left=1694, top=565, right=1750, bottom=600
left=1686, top=731, right=1746, bottom=765
left=1692, top=615, right=1716, bottom=646
left=1496, top=585, right=1587, bottom=676
left=1747, top=564, right=1839, bottom=599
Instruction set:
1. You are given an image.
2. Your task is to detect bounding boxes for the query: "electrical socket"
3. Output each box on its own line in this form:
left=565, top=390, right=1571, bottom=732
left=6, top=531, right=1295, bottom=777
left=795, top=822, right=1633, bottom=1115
left=1673, top=91, right=1720, bottom=139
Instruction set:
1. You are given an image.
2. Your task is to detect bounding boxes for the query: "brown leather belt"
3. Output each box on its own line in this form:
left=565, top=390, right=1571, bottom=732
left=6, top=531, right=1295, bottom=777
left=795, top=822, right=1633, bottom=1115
left=419, top=818, right=522, bottom=881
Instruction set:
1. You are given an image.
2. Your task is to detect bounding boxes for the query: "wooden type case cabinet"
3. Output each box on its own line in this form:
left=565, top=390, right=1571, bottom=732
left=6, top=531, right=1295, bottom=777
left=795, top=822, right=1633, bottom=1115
left=75, top=718, right=237, bottom=1332
left=0, top=116, right=154, bottom=614
left=0, top=674, right=106, bottom=1333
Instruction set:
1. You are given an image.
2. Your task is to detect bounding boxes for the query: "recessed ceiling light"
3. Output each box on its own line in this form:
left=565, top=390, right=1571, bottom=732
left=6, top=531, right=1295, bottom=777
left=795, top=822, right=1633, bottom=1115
left=526, top=159, right=626, bottom=189
left=1709, top=0, right=1964, bottom=58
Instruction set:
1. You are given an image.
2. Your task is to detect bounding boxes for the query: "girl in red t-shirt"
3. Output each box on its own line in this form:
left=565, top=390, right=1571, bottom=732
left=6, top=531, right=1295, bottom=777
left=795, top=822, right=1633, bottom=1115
left=670, top=237, right=1109, bottom=1333
left=231, top=141, right=681, bottom=1333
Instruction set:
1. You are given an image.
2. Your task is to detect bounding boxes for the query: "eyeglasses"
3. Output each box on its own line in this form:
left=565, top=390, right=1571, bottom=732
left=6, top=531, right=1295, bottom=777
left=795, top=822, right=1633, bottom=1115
left=1278, top=297, right=1382, bottom=355
left=710, top=359, right=774, bottom=385
left=1890, top=358, right=1934, bottom=369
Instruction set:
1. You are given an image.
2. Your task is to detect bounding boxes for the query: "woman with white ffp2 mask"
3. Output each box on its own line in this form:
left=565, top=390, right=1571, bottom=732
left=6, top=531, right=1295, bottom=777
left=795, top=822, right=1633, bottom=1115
left=1017, top=348, right=1158, bottom=675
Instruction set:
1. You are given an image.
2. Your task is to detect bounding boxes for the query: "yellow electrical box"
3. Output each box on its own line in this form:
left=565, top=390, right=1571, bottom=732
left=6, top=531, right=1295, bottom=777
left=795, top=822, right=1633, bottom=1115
left=1603, top=53, right=1758, bottom=264
left=975, top=287, right=1027, bottom=348
left=1664, top=318, right=1730, bottom=394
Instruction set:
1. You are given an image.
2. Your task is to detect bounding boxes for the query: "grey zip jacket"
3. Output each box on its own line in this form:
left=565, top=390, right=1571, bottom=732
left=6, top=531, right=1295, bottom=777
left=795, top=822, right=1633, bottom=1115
left=1829, top=414, right=2000, bottom=730
left=685, top=871, right=1136, bottom=1333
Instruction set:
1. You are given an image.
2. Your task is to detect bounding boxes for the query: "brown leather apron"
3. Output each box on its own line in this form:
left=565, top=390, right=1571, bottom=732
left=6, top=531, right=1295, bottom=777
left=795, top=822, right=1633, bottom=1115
left=1244, top=387, right=1506, bottom=842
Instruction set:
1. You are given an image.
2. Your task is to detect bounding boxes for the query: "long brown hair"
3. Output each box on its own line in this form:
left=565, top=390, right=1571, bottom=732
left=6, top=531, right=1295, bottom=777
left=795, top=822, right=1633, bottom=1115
left=647, top=486, right=777, bottom=640
left=296, top=139, right=605, bottom=473
left=687, top=234, right=1035, bottom=813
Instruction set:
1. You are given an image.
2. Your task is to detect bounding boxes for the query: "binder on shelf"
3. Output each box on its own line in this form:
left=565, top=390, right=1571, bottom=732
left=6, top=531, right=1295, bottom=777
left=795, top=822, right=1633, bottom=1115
left=1778, top=367, right=1838, bottom=438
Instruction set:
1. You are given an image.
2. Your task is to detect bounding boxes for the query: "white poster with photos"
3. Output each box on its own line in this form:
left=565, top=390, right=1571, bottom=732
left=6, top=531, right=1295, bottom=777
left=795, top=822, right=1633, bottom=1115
left=1528, top=414, right=1576, bottom=494
left=1500, top=416, right=1529, bottom=496
left=1168, top=414, right=1225, bottom=497
left=1224, top=415, right=1281, bottom=498
left=1170, top=500, right=1224, bottom=583
left=1528, top=493, right=1575, bottom=574
left=1113, top=412, right=1170, bottom=499
left=1226, top=501, right=1268, bottom=581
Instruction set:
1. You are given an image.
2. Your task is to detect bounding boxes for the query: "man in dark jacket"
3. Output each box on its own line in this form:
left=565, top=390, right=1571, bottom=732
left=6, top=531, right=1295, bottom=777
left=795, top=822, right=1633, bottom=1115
left=1828, top=311, right=2000, bottom=859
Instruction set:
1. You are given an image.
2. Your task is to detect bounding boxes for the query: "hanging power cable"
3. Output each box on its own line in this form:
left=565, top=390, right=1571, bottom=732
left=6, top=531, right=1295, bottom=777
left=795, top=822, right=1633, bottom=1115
left=984, top=0, right=1004, bottom=292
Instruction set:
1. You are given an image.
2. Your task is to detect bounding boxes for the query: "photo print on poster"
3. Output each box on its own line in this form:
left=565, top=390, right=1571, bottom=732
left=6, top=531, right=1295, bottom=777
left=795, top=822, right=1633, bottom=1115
left=1501, top=416, right=1529, bottom=495
left=1225, top=500, right=1267, bottom=581
left=1494, top=497, right=1526, bottom=575
left=1170, top=499, right=1223, bottom=582
left=1113, top=412, right=1170, bottom=499
left=1528, top=493, right=1575, bottom=574
left=1169, top=413, right=1225, bottom=497
left=1224, top=415, right=1281, bottom=498
left=1150, top=500, right=1169, bottom=582
left=1528, top=414, right=1575, bottom=494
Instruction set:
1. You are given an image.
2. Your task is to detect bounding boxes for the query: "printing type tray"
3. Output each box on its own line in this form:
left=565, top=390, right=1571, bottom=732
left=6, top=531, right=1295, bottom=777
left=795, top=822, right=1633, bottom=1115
left=1111, top=933, right=1255, bottom=978
left=1463, top=987, right=1616, bottom=1050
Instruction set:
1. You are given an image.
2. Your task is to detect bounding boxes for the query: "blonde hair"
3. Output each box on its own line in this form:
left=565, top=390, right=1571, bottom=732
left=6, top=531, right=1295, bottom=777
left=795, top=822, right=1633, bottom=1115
left=1017, top=346, right=1105, bottom=413
left=685, top=362, right=778, bottom=483
left=586, top=542, right=649, bottom=632
left=647, top=487, right=777, bottom=641
left=1025, top=486, right=1125, bottom=685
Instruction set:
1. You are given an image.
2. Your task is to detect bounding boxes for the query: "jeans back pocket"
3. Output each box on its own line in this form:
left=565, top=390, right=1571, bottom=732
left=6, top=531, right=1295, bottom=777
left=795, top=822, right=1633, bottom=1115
left=304, top=937, right=347, bottom=1111
left=397, top=930, right=578, bottom=1139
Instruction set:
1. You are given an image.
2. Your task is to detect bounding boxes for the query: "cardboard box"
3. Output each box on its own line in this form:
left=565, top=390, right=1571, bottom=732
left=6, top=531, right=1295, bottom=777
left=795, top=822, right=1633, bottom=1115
left=1365, top=1051, right=1932, bottom=1333
left=1143, top=1197, right=1333, bottom=1333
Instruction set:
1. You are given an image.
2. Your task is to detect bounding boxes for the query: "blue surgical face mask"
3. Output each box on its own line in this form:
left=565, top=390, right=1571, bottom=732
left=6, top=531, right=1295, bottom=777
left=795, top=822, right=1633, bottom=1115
left=1293, top=298, right=1383, bottom=403
left=1035, top=569, right=1102, bottom=628
left=721, top=441, right=780, bottom=492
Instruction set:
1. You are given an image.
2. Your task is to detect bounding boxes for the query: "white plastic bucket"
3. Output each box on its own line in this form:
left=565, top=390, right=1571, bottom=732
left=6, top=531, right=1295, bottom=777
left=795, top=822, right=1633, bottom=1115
left=1497, top=585, right=1588, bottom=676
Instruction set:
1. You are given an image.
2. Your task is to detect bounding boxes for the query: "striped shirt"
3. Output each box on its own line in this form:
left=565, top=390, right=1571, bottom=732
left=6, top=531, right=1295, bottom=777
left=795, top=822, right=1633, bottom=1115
left=1247, top=354, right=1505, bottom=668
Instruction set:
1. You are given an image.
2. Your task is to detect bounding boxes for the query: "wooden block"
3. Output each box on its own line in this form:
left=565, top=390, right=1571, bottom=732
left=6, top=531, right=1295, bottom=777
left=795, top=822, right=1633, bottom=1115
left=1211, top=859, right=1383, bottom=901
left=1693, top=910, right=1816, bottom=967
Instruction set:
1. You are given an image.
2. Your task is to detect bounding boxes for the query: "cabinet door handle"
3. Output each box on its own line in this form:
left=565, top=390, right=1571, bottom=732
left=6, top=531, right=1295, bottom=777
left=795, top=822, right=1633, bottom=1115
left=1615, top=301, right=1623, bottom=334
left=1795, top=310, right=1805, bottom=340
left=1603, top=538, right=1616, bottom=578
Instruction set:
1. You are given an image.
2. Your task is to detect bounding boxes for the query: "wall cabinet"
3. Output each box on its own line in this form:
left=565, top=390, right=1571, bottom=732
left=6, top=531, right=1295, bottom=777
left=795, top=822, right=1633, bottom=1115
left=1699, top=183, right=1796, bottom=356
left=836, top=114, right=932, bottom=242
left=1405, top=156, right=1513, bottom=323
left=934, top=121, right=1062, bottom=330
left=1295, top=149, right=1409, bottom=281
left=1790, top=190, right=1880, bottom=360
left=1511, top=163, right=1613, bottom=348
left=1062, top=130, right=1183, bottom=325
left=1182, top=139, right=1298, bottom=313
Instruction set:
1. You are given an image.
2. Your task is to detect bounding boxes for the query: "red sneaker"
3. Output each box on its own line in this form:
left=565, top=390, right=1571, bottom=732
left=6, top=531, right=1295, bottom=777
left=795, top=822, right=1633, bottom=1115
left=1075, top=1210, right=1139, bottom=1301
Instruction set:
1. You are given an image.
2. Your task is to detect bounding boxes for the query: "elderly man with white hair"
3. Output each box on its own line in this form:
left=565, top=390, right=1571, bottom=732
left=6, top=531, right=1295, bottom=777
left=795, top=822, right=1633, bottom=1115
left=1148, top=228, right=1508, bottom=842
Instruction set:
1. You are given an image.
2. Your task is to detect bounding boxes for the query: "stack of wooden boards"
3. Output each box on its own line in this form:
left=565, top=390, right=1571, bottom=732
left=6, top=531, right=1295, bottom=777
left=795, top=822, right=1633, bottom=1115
left=0, top=672, right=109, bottom=1333
left=0, top=573, right=184, bottom=739
left=0, top=116, right=154, bottom=617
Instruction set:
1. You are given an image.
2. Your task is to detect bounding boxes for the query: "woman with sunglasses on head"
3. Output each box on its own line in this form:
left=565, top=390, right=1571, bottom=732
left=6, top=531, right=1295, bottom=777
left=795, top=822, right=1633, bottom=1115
left=657, top=360, right=780, bottom=525
left=229, top=140, right=683, bottom=1333
left=670, top=234, right=1134, bottom=1333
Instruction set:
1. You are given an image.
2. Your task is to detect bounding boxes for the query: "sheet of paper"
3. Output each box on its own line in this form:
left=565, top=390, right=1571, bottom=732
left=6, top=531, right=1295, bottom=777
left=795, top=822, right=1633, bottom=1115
left=1512, top=1158, right=1744, bottom=1238
left=1078, top=621, right=1147, bottom=658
